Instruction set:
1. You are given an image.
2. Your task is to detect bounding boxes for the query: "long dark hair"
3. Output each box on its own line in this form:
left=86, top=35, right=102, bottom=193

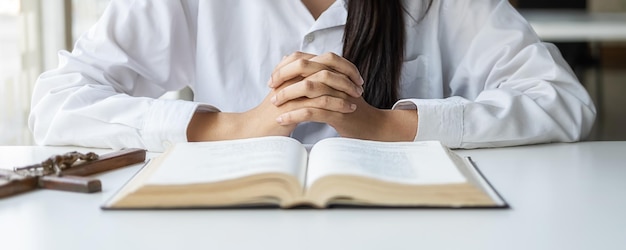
left=343, top=0, right=429, bottom=109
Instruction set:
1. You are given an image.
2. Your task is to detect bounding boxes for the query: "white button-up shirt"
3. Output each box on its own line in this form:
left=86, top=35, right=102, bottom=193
left=29, top=0, right=596, bottom=152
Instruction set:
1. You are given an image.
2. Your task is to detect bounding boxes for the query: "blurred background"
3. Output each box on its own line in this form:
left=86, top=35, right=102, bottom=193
left=1, top=0, right=625, bottom=145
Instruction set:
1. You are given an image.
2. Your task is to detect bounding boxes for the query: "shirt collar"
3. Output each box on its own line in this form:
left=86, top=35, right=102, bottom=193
left=307, top=0, right=347, bottom=33
left=304, top=0, right=427, bottom=33
left=402, top=0, right=431, bottom=27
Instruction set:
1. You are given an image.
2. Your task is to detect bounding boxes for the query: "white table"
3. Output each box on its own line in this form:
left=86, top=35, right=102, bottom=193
left=1, top=142, right=625, bottom=250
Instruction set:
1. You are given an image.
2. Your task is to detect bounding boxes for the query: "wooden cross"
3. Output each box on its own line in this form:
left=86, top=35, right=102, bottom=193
left=0, top=148, right=146, bottom=198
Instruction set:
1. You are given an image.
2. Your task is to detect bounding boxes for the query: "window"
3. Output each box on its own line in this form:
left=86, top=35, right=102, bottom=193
left=0, top=0, right=110, bottom=145
left=0, top=0, right=26, bottom=145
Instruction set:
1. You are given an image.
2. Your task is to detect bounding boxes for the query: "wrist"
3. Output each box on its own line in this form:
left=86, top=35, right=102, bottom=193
left=187, top=111, right=244, bottom=141
left=187, top=108, right=295, bottom=142
left=333, top=106, right=418, bottom=142
left=378, top=109, right=418, bottom=141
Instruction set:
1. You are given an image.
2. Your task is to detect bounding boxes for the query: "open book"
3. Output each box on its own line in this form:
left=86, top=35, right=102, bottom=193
left=102, top=137, right=507, bottom=209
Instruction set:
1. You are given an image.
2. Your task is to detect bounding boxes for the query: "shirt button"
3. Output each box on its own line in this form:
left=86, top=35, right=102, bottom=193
left=304, top=34, right=315, bottom=43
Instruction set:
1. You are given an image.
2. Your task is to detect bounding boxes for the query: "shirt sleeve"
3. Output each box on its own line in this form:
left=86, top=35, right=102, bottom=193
left=393, top=0, right=596, bottom=149
left=28, top=0, right=213, bottom=152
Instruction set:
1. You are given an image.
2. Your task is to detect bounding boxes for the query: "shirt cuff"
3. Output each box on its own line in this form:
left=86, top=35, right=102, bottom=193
left=393, top=98, right=464, bottom=148
left=141, top=99, right=218, bottom=152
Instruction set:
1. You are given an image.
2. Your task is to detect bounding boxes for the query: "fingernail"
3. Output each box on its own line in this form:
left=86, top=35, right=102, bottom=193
left=267, top=78, right=272, bottom=87
left=350, top=104, right=357, bottom=111
left=359, top=76, right=365, bottom=85
left=271, top=95, right=277, bottom=104
left=356, top=86, right=363, bottom=96
left=276, top=116, right=284, bottom=124
left=269, top=73, right=278, bottom=87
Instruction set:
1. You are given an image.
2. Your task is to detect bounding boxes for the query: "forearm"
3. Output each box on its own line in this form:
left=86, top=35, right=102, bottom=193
left=332, top=103, right=418, bottom=142
left=187, top=98, right=297, bottom=142
left=30, top=78, right=197, bottom=151
left=400, top=87, right=595, bottom=149
left=376, top=109, right=418, bottom=141
left=187, top=112, right=244, bottom=141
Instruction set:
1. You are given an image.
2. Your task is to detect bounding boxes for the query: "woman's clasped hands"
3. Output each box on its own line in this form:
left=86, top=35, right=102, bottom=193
left=268, top=52, right=363, bottom=126
left=266, top=51, right=417, bottom=141
left=188, top=51, right=417, bottom=142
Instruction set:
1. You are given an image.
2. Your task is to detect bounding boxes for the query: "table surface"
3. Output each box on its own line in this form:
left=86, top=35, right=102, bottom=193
left=1, top=141, right=625, bottom=250
left=520, top=10, right=626, bottom=42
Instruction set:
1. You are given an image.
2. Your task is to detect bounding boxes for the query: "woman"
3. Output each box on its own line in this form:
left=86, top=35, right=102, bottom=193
left=29, top=0, right=596, bottom=152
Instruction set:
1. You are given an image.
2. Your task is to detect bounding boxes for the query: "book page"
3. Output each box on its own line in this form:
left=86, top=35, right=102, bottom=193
left=146, top=136, right=308, bottom=186
left=306, top=138, right=467, bottom=189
